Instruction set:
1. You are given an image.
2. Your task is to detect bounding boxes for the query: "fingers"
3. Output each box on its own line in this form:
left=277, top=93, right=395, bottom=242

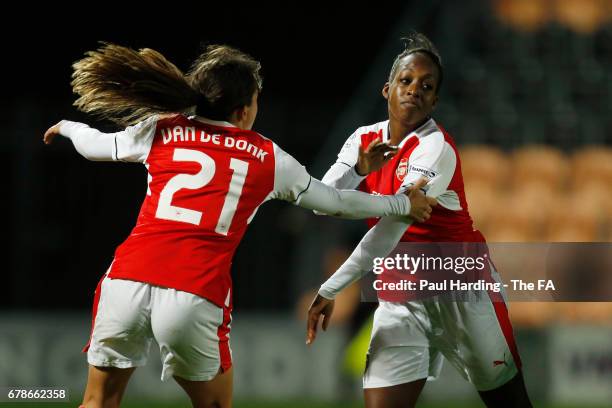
left=43, top=124, right=61, bottom=145
left=43, top=128, right=55, bottom=145
left=412, top=177, right=430, bottom=191
left=364, top=137, right=381, bottom=153
left=358, top=144, right=365, bottom=157
left=408, top=190, right=433, bottom=222
left=307, top=296, right=334, bottom=345
left=410, top=211, right=430, bottom=223
left=420, top=200, right=433, bottom=218
left=418, top=210, right=431, bottom=221
left=371, top=144, right=398, bottom=157
left=371, top=143, right=397, bottom=153
left=381, top=148, right=398, bottom=163
left=366, top=138, right=398, bottom=155
left=306, top=295, right=324, bottom=345
left=306, top=311, right=320, bottom=345
left=322, top=310, right=332, bottom=331
left=383, top=151, right=398, bottom=161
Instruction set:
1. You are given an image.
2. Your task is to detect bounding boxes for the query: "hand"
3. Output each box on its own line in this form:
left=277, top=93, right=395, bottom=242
left=406, top=177, right=438, bottom=222
left=43, top=122, right=63, bottom=145
left=355, top=137, right=398, bottom=176
left=306, top=294, right=335, bottom=345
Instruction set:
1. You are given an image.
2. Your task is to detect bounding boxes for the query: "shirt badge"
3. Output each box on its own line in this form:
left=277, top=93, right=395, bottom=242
left=396, top=157, right=409, bottom=181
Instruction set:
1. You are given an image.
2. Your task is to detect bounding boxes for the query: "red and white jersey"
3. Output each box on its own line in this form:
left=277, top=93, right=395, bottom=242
left=331, top=118, right=483, bottom=243
left=104, top=114, right=311, bottom=309
left=61, top=114, right=414, bottom=309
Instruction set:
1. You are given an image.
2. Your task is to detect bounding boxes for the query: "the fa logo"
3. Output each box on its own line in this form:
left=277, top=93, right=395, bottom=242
left=538, top=280, right=556, bottom=290
left=396, top=158, right=409, bottom=181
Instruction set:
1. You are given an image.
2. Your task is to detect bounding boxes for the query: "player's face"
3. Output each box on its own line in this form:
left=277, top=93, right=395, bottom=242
left=383, top=52, right=439, bottom=127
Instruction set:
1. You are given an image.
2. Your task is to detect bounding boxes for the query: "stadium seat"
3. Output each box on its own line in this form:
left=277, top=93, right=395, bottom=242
left=547, top=187, right=612, bottom=241
left=511, top=145, right=569, bottom=190
left=460, top=145, right=510, bottom=189
left=556, top=302, right=612, bottom=323
left=464, top=181, right=502, bottom=234
left=553, top=0, right=609, bottom=34
left=493, top=182, right=561, bottom=240
left=508, top=302, right=556, bottom=327
left=570, top=146, right=612, bottom=188
left=493, top=0, right=550, bottom=33
left=484, top=220, right=535, bottom=242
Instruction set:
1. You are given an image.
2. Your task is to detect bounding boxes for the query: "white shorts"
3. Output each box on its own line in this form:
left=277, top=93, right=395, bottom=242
left=363, top=293, right=520, bottom=391
left=84, top=274, right=232, bottom=381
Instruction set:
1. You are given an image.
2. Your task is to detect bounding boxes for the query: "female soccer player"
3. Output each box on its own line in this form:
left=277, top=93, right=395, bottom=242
left=43, top=43, right=436, bottom=408
left=306, top=33, right=533, bottom=407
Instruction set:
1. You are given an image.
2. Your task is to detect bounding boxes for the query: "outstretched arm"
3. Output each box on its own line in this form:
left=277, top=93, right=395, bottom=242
left=299, top=177, right=435, bottom=221
left=297, top=178, right=411, bottom=219
left=271, top=143, right=435, bottom=220
left=43, top=117, right=157, bottom=163
left=306, top=209, right=411, bottom=345
left=44, top=121, right=116, bottom=161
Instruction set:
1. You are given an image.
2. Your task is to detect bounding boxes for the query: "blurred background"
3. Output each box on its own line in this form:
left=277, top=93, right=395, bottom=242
left=1, top=0, right=611, bottom=407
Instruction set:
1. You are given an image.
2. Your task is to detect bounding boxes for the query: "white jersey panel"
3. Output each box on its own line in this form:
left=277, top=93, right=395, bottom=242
left=115, top=115, right=158, bottom=163
left=270, top=143, right=312, bottom=203
left=59, top=116, right=157, bottom=163
left=400, top=131, right=460, bottom=210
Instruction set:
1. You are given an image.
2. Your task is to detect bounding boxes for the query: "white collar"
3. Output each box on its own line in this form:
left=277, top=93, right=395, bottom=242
left=188, top=115, right=237, bottom=128
left=393, top=117, right=435, bottom=148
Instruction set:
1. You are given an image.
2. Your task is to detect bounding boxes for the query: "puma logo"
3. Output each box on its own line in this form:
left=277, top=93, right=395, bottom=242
left=493, top=353, right=508, bottom=367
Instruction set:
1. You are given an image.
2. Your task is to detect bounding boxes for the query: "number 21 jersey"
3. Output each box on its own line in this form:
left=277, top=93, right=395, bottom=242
left=108, top=114, right=311, bottom=309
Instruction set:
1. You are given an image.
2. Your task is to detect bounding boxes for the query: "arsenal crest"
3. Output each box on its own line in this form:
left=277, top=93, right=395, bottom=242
left=396, top=157, right=408, bottom=181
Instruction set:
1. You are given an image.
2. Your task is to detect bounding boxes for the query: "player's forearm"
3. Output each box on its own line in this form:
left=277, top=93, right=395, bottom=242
left=314, top=163, right=365, bottom=215
left=298, top=179, right=410, bottom=219
left=321, top=162, right=365, bottom=190
left=318, top=217, right=411, bottom=299
left=59, top=120, right=117, bottom=161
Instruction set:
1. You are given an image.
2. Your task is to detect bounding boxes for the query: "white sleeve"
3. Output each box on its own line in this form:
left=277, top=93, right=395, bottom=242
left=270, top=143, right=313, bottom=202
left=59, top=116, right=158, bottom=163
left=271, top=143, right=411, bottom=218
left=320, top=130, right=365, bottom=190
left=298, top=179, right=410, bottom=219
left=400, top=133, right=457, bottom=202
left=318, top=216, right=411, bottom=299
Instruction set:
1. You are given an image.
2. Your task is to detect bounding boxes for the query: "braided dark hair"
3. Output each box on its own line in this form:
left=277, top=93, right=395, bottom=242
left=388, top=32, right=443, bottom=93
